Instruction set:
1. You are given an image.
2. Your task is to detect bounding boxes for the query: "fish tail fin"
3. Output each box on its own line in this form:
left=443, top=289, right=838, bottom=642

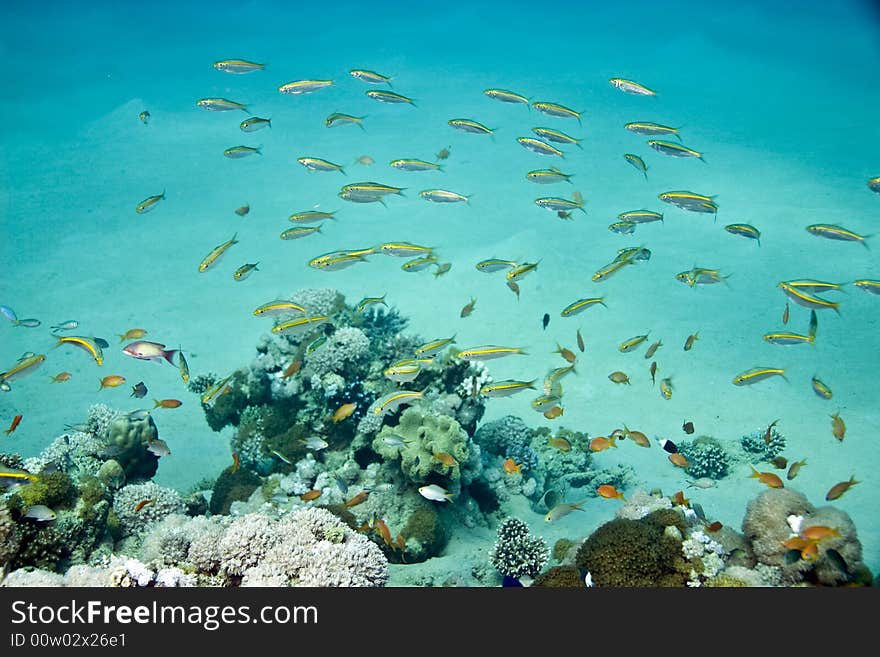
left=231, top=232, right=239, bottom=243
left=267, top=119, right=272, bottom=128
left=163, top=349, right=179, bottom=366
left=97, top=381, right=104, bottom=391
left=256, top=146, right=263, bottom=155
left=339, top=167, right=346, bottom=175
left=161, top=189, right=166, bottom=199
left=153, top=399, right=161, bottom=408
left=749, top=465, right=760, bottom=478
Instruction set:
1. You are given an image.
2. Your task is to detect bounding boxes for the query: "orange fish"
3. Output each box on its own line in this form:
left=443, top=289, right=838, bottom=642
left=749, top=465, right=784, bottom=488
left=118, top=328, right=148, bottom=343
left=231, top=452, right=240, bottom=474
left=555, top=344, right=577, bottom=363
left=705, top=521, right=723, bottom=533
left=434, top=452, right=458, bottom=467
left=134, top=499, right=155, bottom=513
left=825, top=476, right=859, bottom=501
left=4, top=415, right=23, bottom=435
left=672, top=490, right=690, bottom=507
left=282, top=360, right=302, bottom=379
left=395, top=533, right=406, bottom=552
left=543, top=406, right=564, bottom=419
left=300, top=489, right=322, bottom=501
left=548, top=436, right=571, bottom=452
left=624, top=426, right=650, bottom=448
left=589, top=436, right=617, bottom=452
left=503, top=457, right=523, bottom=475
left=331, top=402, right=357, bottom=423
left=374, top=518, right=393, bottom=547
left=153, top=399, right=182, bottom=409
left=800, top=526, right=841, bottom=542
left=830, top=412, right=845, bottom=442
left=51, top=372, right=72, bottom=383
left=782, top=536, right=810, bottom=552
left=506, top=279, right=520, bottom=300
left=99, top=375, right=126, bottom=390
left=668, top=453, right=689, bottom=468
left=596, top=484, right=625, bottom=501
left=344, top=490, right=370, bottom=508
left=764, top=419, right=779, bottom=445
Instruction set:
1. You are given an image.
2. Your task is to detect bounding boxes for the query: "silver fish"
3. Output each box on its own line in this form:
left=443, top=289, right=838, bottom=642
left=50, top=320, right=79, bottom=332
left=23, top=505, right=57, bottom=522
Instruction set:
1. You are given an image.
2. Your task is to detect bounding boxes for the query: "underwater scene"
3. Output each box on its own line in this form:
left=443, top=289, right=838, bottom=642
left=0, top=0, right=878, bottom=588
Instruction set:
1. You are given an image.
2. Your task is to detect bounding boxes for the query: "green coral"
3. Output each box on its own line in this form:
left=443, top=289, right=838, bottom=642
left=553, top=538, right=576, bottom=562
left=575, top=512, right=689, bottom=587
left=373, top=407, right=468, bottom=483
left=400, top=502, right=447, bottom=562
left=14, top=472, right=75, bottom=509
left=209, top=467, right=262, bottom=515
left=533, top=566, right=585, bottom=587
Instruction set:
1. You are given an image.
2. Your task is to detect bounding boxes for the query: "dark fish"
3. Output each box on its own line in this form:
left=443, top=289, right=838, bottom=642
left=649, top=361, right=657, bottom=385
left=783, top=549, right=802, bottom=565
left=682, top=420, right=695, bottom=434
left=691, top=503, right=706, bottom=522
left=576, top=329, right=585, bottom=352
left=770, top=456, right=788, bottom=469
left=660, top=438, right=678, bottom=454
left=825, top=548, right=849, bottom=575
left=335, top=475, right=349, bottom=495
left=16, top=319, right=41, bottom=328
left=130, top=381, right=148, bottom=398
left=542, top=313, right=550, bottom=330
left=93, top=337, right=110, bottom=349
left=502, top=576, right=524, bottom=587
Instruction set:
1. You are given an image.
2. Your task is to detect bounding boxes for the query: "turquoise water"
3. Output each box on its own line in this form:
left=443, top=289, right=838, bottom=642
left=1, top=0, right=878, bottom=583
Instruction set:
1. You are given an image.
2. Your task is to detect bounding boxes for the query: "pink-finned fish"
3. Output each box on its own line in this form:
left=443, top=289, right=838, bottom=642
left=122, top=341, right=178, bottom=365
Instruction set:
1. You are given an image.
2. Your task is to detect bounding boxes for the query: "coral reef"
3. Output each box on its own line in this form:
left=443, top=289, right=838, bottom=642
left=113, top=482, right=186, bottom=538
left=678, top=437, right=731, bottom=480
left=533, top=565, right=585, bottom=587
left=740, top=425, right=786, bottom=461
left=489, top=517, right=550, bottom=580
left=209, top=467, right=262, bottom=515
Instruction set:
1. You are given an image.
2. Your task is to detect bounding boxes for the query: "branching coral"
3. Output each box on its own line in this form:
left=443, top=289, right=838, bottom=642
left=740, top=426, right=786, bottom=461
left=489, top=517, right=550, bottom=580
left=678, top=437, right=731, bottom=479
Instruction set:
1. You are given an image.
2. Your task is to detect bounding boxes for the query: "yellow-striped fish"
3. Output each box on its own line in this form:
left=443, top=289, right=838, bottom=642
left=484, top=88, right=530, bottom=105
left=526, top=168, right=573, bottom=184
left=356, top=295, right=387, bottom=313
left=201, top=374, right=233, bottom=406
left=253, top=300, right=307, bottom=317
left=401, top=254, right=439, bottom=272
left=455, top=345, right=526, bottom=361
left=1, top=353, right=46, bottom=382
left=762, top=331, right=814, bottom=346
left=732, top=367, right=787, bottom=386
left=448, top=118, right=494, bottom=135
left=785, top=279, right=846, bottom=294
left=233, top=262, right=259, bottom=281
left=419, top=189, right=469, bottom=203
left=298, top=157, right=345, bottom=173
left=592, top=258, right=634, bottom=282
left=609, top=78, right=656, bottom=96
left=517, top=137, right=565, bottom=157
left=806, top=224, right=871, bottom=248
left=390, top=159, right=443, bottom=172
left=214, top=59, right=265, bottom=74
left=725, top=223, right=761, bottom=245
left=625, top=121, right=680, bottom=139
left=309, top=252, right=369, bottom=271
left=506, top=261, right=540, bottom=282
left=777, top=282, right=840, bottom=314
left=532, top=127, right=582, bottom=148
left=350, top=69, right=392, bottom=85
left=56, top=336, right=103, bottom=365
left=648, top=140, right=705, bottom=161
left=178, top=349, right=190, bottom=384
left=531, top=102, right=582, bottom=124
left=618, top=334, right=649, bottom=353
left=224, top=145, right=261, bottom=158
left=280, top=225, right=323, bottom=240
left=366, top=90, right=415, bottom=105
left=378, top=242, right=434, bottom=257
left=854, top=279, right=880, bottom=295
left=476, top=258, right=517, bottom=273
left=136, top=191, right=165, bottom=214
left=480, top=379, right=537, bottom=398
left=272, top=316, right=329, bottom=335
left=415, top=336, right=456, bottom=358
left=197, top=97, right=248, bottom=112
left=811, top=376, right=833, bottom=400
left=326, top=112, right=366, bottom=129
left=371, top=390, right=423, bottom=416
left=560, top=297, right=606, bottom=317
left=278, top=80, right=333, bottom=95
left=289, top=210, right=336, bottom=224
left=624, top=153, right=648, bottom=179
left=198, top=233, right=238, bottom=272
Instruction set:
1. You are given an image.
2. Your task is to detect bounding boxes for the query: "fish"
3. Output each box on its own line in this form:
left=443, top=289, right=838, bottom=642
left=460, top=297, right=477, bottom=318
left=118, top=328, right=148, bottom=342
left=377, top=242, right=434, bottom=257
left=624, top=153, right=648, bottom=179
left=787, top=459, right=807, bottom=480
left=770, top=456, right=788, bottom=470
left=555, top=344, right=576, bottom=363
left=764, top=420, right=780, bottom=446
left=609, top=221, right=636, bottom=234
left=658, top=190, right=717, bottom=213
left=130, top=381, right=148, bottom=398
left=349, top=68, right=392, bottom=85
left=371, top=390, right=423, bottom=416
left=139, top=110, right=150, bottom=124
left=253, top=300, right=307, bottom=317
left=806, top=224, right=871, bottom=248
left=177, top=350, right=190, bottom=384
left=355, top=155, right=375, bottom=166
left=436, top=146, right=451, bottom=160
left=280, top=226, right=323, bottom=241
left=517, top=137, right=564, bottom=157
left=401, top=254, right=439, bottom=272
left=592, top=258, right=635, bottom=282
left=589, top=436, right=617, bottom=452
left=532, top=127, right=582, bottom=148
left=281, top=360, right=302, bottom=379
left=455, top=345, right=526, bottom=361
left=288, top=211, right=337, bottom=225
left=389, top=159, right=443, bottom=172
left=57, top=334, right=106, bottom=365
left=381, top=434, right=411, bottom=448
left=0, top=305, right=17, bottom=323
left=683, top=333, right=699, bottom=351
left=14, top=319, right=40, bottom=328
left=4, top=415, right=22, bottom=435
left=576, top=329, right=585, bottom=352
left=659, top=377, right=673, bottom=399
left=415, top=336, right=456, bottom=358
left=532, top=394, right=562, bottom=413
left=479, top=379, right=537, bottom=398
left=339, top=181, right=405, bottom=199
left=197, top=97, right=248, bottom=112
left=660, top=438, right=678, bottom=454
left=749, top=465, right=784, bottom=488
left=777, top=282, right=840, bottom=313
left=500, top=457, right=524, bottom=476
left=98, top=375, right=126, bottom=390
left=366, top=90, right=415, bottom=104
left=648, top=140, right=705, bottom=161
left=331, top=403, right=357, bottom=423
left=507, top=280, right=520, bottom=299
left=644, top=340, right=662, bottom=359
left=223, top=145, right=261, bottom=158
left=153, top=399, right=182, bottom=409
left=531, top=102, right=582, bottom=124
left=418, top=484, right=454, bottom=503
left=50, top=320, right=78, bottom=332
left=763, top=331, right=814, bottom=346
left=434, top=452, right=458, bottom=467
left=812, top=376, right=833, bottom=399
left=343, top=490, right=371, bottom=509
left=854, top=279, right=880, bottom=295
left=271, top=316, right=329, bottom=335
left=23, top=505, right=57, bottom=522
left=300, top=436, right=329, bottom=450
left=306, top=336, right=327, bottom=354
left=123, top=341, right=177, bottom=365
left=300, top=489, right=322, bottom=502
left=239, top=117, right=271, bottom=132
left=355, top=295, right=388, bottom=313
left=869, top=177, right=880, bottom=193
left=278, top=79, right=333, bottom=95
left=545, top=406, right=565, bottom=419
left=597, top=484, right=625, bottom=501
left=272, top=450, right=293, bottom=465
left=448, top=118, right=494, bottom=135
left=830, top=412, right=846, bottom=441
left=146, top=439, right=171, bottom=457
left=560, top=297, right=606, bottom=317
left=548, top=436, right=571, bottom=452
left=1, top=353, right=47, bottom=381
left=297, top=157, right=345, bottom=174
left=136, top=191, right=165, bottom=214
left=784, top=279, right=847, bottom=294
left=782, top=303, right=790, bottom=324
left=732, top=367, right=787, bottom=386
left=624, top=121, right=680, bottom=139
left=608, top=371, right=630, bottom=385
left=623, top=426, right=650, bottom=447
left=544, top=500, right=587, bottom=522
left=668, top=453, right=689, bottom=468
left=484, top=88, right=530, bottom=105
left=214, top=59, right=265, bottom=73
left=325, top=112, right=366, bottom=129
left=535, top=197, right=585, bottom=214
left=725, top=223, right=761, bottom=245
left=527, top=168, right=574, bottom=184
left=618, top=210, right=663, bottom=224
left=230, top=453, right=240, bottom=474
left=542, top=313, right=550, bottom=330
left=650, top=361, right=658, bottom=385
left=127, top=409, right=151, bottom=422
left=200, top=374, right=234, bottom=406
left=618, top=334, right=649, bottom=353
left=609, top=78, right=656, bottom=95
left=506, top=261, right=540, bottom=282
left=825, top=476, right=859, bottom=501
left=419, top=189, right=469, bottom=203
left=0, top=466, right=38, bottom=486
left=50, top=372, right=72, bottom=383
left=198, top=233, right=238, bottom=272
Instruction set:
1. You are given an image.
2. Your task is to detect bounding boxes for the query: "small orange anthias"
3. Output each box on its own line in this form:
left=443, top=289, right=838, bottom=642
left=783, top=525, right=841, bottom=561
